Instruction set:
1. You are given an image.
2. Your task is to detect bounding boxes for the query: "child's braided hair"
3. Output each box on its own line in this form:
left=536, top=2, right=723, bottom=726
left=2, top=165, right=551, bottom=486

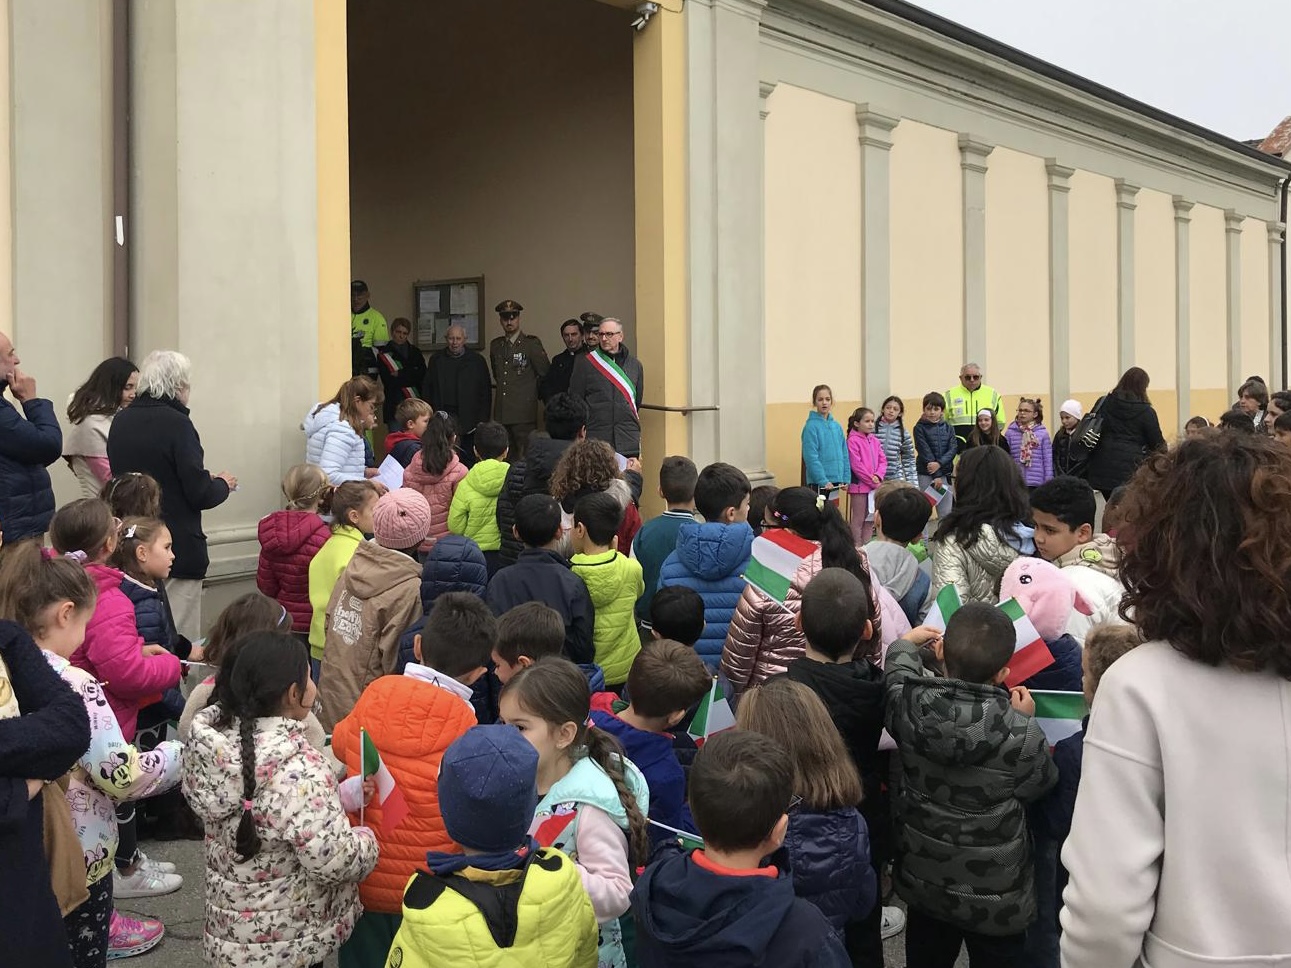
left=501, top=657, right=650, bottom=868
left=210, top=631, right=312, bottom=861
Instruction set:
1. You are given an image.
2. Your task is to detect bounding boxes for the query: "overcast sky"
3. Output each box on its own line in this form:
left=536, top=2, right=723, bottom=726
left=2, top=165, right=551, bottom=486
left=908, top=0, right=1291, bottom=142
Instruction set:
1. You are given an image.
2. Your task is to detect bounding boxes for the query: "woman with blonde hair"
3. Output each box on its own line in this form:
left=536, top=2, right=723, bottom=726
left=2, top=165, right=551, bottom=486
left=736, top=676, right=880, bottom=952
left=302, top=376, right=384, bottom=486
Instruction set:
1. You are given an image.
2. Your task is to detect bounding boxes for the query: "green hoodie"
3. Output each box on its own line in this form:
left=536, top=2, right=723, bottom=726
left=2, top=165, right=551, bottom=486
left=570, top=550, right=645, bottom=685
left=447, top=458, right=509, bottom=551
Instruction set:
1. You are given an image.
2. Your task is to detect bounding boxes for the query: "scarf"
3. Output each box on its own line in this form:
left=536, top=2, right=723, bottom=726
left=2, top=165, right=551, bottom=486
left=1018, top=423, right=1039, bottom=467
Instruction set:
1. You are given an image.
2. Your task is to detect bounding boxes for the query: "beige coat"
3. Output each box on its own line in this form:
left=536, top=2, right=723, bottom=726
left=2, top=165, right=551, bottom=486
left=317, top=542, right=422, bottom=730
left=930, top=525, right=1019, bottom=605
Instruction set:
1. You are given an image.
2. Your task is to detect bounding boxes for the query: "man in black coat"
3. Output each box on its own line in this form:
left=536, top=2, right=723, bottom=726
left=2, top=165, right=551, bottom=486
left=568, top=317, right=644, bottom=458
left=108, top=350, right=235, bottom=640
left=0, top=332, right=61, bottom=542
left=540, top=319, right=586, bottom=403
left=423, top=324, right=492, bottom=465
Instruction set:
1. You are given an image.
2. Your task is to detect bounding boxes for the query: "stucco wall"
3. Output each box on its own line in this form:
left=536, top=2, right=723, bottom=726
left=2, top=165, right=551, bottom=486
left=1068, top=171, right=1118, bottom=396
left=348, top=0, right=635, bottom=352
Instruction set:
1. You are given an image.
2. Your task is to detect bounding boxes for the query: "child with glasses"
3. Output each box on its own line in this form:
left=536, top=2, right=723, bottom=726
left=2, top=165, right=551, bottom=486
left=1005, top=397, right=1054, bottom=489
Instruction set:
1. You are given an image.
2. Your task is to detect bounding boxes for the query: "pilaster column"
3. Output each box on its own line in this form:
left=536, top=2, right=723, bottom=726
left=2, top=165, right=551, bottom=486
left=685, top=0, right=771, bottom=482
left=1224, top=209, right=1244, bottom=399
left=1268, top=221, right=1286, bottom=389
left=759, top=80, right=776, bottom=120
left=857, top=106, right=898, bottom=403
left=958, top=135, right=993, bottom=367
left=1173, top=196, right=1194, bottom=434
left=1046, top=160, right=1075, bottom=407
left=1115, top=179, right=1140, bottom=373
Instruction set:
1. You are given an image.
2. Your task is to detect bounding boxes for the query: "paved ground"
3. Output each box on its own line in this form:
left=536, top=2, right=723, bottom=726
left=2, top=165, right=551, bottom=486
left=129, top=837, right=967, bottom=967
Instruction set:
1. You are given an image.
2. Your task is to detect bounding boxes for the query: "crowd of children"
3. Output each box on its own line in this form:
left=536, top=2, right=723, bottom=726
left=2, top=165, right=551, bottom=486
left=8, top=370, right=1291, bottom=968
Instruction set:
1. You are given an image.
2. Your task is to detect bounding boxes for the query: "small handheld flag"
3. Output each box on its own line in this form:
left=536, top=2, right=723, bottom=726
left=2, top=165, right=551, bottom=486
left=1031, top=691, right=1088, bottom=748
left=744, top=529, right=816, bottom=607
left=998, top=598, right=1056, bottom=687
left=687, top=677, right=735, bottom=748
left=924, top=585, right=961, bottom=632
left=361, top=728, right=409, bottom=833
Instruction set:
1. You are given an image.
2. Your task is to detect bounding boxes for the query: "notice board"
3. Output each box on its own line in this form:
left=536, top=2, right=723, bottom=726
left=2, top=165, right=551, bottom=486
left=411, top=277, right=485, bottom=351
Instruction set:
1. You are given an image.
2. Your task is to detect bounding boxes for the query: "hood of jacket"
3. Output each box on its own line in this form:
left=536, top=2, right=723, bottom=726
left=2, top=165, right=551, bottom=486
left=1053, top=532, right=1121, bottom=578
left=864, top=541, right=919, bottom=599
left=673, top=521, right=755, bottom=582
left=805, top=410, right=837, bottom=428
left=420, top=534, right=488, bottom=609
left=537, top=752, right=650, bottom=826
left=85, top=561, right=126, bottom=596
left=588, top=693, right=676, bottom=776
left=258, top=509, right=330, bottom=557
left=463, top=458, right=508, bottom=500
left=302, top=401, right=340, bottom=437
left=631, top=850, right=800, bottom=965
left=403, top=450, right=464, bottom=488
left=525, top=435, right=574, bottom=492
left=784, top=658, right=883, bottom=726
left=570, top=549, right=637, bottom=604
left=890, top=672, right=1018, bottom=768
left=344, top=540, right=422, bottom=599
left=184, top=704, right=306, bottom=825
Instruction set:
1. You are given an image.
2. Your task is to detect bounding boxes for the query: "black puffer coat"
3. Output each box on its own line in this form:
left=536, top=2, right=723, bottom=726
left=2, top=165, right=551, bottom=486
left=495, top=435, right=577, bottom=567
left=1083, top=393, right=1166, bottom=493
left=0, top=390, right=61, bottom=541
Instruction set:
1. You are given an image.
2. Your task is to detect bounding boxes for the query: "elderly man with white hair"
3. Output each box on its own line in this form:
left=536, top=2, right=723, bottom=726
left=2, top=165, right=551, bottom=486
left=0, top=329, right=61, bottom=541
left=108, top=350, right=237, bottom=638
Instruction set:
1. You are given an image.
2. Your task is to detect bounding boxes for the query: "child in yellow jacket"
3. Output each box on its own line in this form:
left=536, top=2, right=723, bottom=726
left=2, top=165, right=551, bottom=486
left=447, top=422, right=510, bottom=575
left=570, top=492, right=644, bottom=686
left=307, top=481, right=379, bottom=678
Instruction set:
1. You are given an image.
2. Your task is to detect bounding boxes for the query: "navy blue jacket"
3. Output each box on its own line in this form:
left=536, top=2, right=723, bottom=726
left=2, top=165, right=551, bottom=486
left=657, top=522, right=755, bottom=665
left=1021, top=634, right=1083, bottom=693
left=108, top=394, right=230, bottom=580
left=589, top=693, right=694, bottom=840
left=784, top=808, right=877, bottom=934
left=484, top=548, right=595, bottom=665
left=0, top=621, right=91, bottom=968
left=0, top=391, right=61, bottom=541
left=1035, top=720, right=1086, bottom=908
left=632, top=848, right=850, bottom=968
left=119, top=575, right=178, bottom=652
left=396, top=535, right=490, bottom=673
left=914, top=418, right=959, bottom=476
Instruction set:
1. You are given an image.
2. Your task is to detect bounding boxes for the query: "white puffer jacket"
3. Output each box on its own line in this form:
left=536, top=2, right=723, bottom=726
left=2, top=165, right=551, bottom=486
left=303, top=403, right=366, bottom=485
left=183, top=705, right=378, bottom=968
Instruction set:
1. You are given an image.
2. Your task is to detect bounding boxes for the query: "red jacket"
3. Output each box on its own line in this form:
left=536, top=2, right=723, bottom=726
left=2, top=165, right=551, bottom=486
left=70, top=562, right=181, bottom=739
left=257, top=510, right=331, bottom=633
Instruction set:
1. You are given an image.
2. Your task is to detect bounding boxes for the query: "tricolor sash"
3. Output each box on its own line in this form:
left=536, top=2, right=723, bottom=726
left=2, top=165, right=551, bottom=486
left=588, top=350, right=638, bottom=417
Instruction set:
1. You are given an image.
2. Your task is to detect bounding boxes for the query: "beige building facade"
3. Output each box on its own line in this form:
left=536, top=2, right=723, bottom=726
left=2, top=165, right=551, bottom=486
left=0, top=0, right=1285, bottom=625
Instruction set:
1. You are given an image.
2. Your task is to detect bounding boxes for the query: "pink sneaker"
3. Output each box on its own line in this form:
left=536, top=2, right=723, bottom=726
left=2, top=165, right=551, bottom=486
left=107, top=910, right=165, bottom=960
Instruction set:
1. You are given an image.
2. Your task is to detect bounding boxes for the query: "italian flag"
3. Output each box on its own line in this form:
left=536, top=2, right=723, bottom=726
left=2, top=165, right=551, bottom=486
left=361, top=729, right=409, bottom=833
left=923, top=480, right=949, bottom=508
left=1032, top=690, right=1088, bottom=748
left=924, top=585, right=961, bottom=632
left=687, top=677, right=735, bottom=748
left=744, top=529, right=816, bottom=605
left=999, top=597, right=1056, bottom=687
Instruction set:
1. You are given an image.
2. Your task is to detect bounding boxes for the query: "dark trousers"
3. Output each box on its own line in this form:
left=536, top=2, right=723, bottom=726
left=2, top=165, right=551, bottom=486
left=65, top=875, right=112, bottom=968
left=504, top=422, right=535, bottom=459
left=845, top=898, right=884, bottom=967
left=905, top=907, right=1027, bottom=968
left=115, top=804, right=137, bottom=871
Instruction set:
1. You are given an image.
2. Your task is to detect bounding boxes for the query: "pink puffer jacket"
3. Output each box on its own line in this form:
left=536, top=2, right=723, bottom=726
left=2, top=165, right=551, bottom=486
left=721, top=546, right=901, bottom=696
left=402, top=452, right=468, bottom=552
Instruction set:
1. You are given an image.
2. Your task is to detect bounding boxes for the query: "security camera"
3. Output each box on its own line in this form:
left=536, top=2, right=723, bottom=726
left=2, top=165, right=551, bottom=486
left=632, top=2, right=659, bottom=30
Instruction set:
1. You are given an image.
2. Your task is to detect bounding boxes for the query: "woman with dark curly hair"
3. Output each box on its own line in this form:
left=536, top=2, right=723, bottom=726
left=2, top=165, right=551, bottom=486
left=1060, top=431, right=1291, bottom=967
left=63, top=357, right=138, bottom=498
left=548, top=438, right=642, bottom=555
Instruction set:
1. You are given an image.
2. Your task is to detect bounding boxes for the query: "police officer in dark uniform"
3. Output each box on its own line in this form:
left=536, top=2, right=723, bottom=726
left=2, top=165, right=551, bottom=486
left=489, top=300, right=549, bottom=459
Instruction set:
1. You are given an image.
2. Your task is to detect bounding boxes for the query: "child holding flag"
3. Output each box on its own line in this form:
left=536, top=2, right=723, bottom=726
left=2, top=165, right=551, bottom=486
left=330, top=592, right=495, bottom=968
left=182, top=631, right=378, bottom=968
left=885, top=604, right=1057, bottom=967
left=499, top=657, right=650, bottom=968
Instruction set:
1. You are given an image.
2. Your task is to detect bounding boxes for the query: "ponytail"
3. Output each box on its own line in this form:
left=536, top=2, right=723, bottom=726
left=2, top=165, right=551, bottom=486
left=0, top=540, right=97, bottom=631
left=420, top=412, right=458, bottom=476
left=282, top=463, right=330, bottom=512
left=108, top=517, right=166, bottom=583
left=585, top=725, right=650, bottom=869
left=210, top=631, right=311, bottom=862
left=49, top=499, right=117, bottom=563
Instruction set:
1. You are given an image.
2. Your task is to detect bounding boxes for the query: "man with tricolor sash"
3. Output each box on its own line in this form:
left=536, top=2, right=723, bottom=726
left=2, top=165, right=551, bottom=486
left=568, top=316, right=645, bottom=457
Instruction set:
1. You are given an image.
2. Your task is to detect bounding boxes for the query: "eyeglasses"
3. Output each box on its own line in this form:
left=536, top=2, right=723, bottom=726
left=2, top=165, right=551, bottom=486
left=599, top=330, right=623, bottom=338
left=963, top=374, right=982, bottom=381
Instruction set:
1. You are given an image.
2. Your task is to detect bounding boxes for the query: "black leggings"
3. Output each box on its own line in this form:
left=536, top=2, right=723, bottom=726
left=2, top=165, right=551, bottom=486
left=65, top=875, right=112, bottom=968
left=114, top=804, right=136, bottom=871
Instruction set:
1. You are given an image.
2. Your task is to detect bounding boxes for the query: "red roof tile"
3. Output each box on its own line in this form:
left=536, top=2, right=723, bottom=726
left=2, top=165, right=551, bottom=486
left=1260, top=116, right=1291, bottom=156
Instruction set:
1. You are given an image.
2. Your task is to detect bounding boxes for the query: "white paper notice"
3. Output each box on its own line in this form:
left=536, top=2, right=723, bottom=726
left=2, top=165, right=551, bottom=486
left=375, top=454, right=405, bottom=493
left=418, top=289, right=441, bottom=314
left=450, top=284, right=476, bottom=316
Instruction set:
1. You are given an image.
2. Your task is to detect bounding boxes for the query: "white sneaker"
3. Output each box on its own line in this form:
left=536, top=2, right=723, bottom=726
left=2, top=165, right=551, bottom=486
left=135, top=849, right=177, bottom=875
left=114, top=865, right=183, bottom=898
left=880, top=905, right=907, bottom=940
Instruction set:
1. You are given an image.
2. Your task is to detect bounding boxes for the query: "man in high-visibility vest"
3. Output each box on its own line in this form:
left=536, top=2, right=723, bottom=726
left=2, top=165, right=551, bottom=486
left=945, top=362, right=1004, bottom=449
left=351, top=280, right=389, bottom=376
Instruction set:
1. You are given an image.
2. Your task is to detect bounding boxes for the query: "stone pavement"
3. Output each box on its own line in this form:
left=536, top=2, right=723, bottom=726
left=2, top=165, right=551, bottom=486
left=126, top=837, right=962, bottom=966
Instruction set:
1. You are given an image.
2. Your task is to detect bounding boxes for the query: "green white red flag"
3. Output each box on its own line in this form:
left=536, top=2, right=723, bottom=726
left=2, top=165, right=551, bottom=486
left=744, top=528, right=816, bottom=605
left=998, top=597, right=1055, bottom=687
left=924, top=585, right=961, bottom=632
left=687, top=677, right=735, bottom=748
left=1031, top=690, right=1088, bottom=748
left=361, top=728, right=409, bottom=832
